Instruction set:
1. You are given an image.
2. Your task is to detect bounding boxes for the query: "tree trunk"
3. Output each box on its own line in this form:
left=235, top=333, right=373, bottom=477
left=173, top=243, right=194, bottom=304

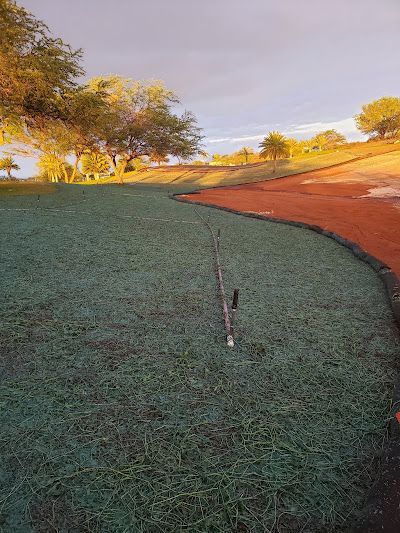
left=6, top=168, right=11, bottom=179
left=69, top=153, right=81, bottom=183
left=116, top=160, right=127, bottom=184
left=273, top=157, right=277, bottom=172
left=94, top=172, right=100, bottom=180
left=107, top=154, right=118, bottom=179
left=61, top=164, right=69, bottom=183
left=109, top=158, right=117, bottom=173
left=0, top=118, right=9, bottom=145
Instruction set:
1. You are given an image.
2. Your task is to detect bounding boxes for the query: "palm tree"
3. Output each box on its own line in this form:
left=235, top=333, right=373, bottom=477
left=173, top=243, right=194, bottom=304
left=238, top=146, right=254, bottom=164
left=37, top=154, right=66, bottom=182
left=81, top=152, right=110, bottom=180
left=259, top=132, right=289, bottom=172
left=0, top=156, right=20, bottom=179
left=286, top=138, right=299, bottom=159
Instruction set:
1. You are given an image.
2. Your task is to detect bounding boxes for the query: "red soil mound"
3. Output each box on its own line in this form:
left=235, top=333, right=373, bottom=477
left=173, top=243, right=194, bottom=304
left=182, top=151, right=400, bottom=276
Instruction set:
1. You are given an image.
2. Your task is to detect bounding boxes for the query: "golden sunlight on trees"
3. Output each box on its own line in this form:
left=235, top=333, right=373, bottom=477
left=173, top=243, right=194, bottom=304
left=208, top=128, right=348, bottom=168
left=0, top=0, right=82, bottom=141
left=259, top=131, right=289, bottom=172
left=238, top=146, right=254, bottom=164
left=322, top=129, right=346, bottom=148
left=0, top=2, right=203, bottom=183
left=286, top=138, right=300, bottom=158
left=81, top=152, right=110, bottom=181
left=85, top=76, right=203, bottom=183
left=0, top=155, right=19, bottom=178
left=355, top=96, right=400, bottom=139
left=312, top=133, right=328, bottom=151
left=37, top=153, right=68, bottom=183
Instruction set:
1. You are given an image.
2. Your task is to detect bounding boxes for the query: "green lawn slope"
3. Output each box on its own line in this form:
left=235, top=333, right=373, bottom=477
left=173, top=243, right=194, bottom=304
left=111, top=140, right=400, bottom=188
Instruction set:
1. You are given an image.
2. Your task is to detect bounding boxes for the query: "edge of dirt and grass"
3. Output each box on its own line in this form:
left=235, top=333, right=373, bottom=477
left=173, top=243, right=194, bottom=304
left=2, top=140, right=400, bottom=531
left=172, top=187, right=400, bottom=533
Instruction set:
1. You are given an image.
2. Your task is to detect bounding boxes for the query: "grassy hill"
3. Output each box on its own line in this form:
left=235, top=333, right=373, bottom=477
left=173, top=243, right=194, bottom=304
left=103, top=140, right=400, bottom=188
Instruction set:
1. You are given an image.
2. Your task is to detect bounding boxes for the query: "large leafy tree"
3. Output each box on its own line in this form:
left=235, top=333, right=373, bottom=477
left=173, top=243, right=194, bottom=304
left=259, top=131, right=289, bottom=171
left=1, top=5, right=203, bottom=184
left=88, top=76, right=203, bottom=183
left=355, top=97, right=400, bottom=139
left=167, top=111, right=203, bottom=164
left=321, top=129, right=346, bottom=148
left=57, top=86, right=110, bottom=182
left=0, top=0, right=94, bottom=183
left=312, top=133, right=328, bottom=151
left=13, top=86, right=109, bottom=183
left=15, top=118, right=72, bottom=182
left=0, top=155, right=19, bottom=178
left=0, top=0, right=82, bottom=142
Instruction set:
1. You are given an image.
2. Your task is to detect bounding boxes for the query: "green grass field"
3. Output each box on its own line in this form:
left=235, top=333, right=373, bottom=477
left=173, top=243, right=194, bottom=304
left=0, top=184, right=399, bottom=532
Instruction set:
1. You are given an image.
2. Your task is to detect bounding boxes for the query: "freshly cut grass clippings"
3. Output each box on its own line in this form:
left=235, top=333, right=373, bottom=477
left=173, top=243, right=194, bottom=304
left=0, top=184, right=398, bottom=532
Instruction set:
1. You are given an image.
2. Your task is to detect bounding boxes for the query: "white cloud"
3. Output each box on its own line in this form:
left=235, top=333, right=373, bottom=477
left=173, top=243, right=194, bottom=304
left=283, top=117, right=358, bottom=135
left=208, top=134, right=265, bottom=144
left=206, top=117, right=362, bottom=145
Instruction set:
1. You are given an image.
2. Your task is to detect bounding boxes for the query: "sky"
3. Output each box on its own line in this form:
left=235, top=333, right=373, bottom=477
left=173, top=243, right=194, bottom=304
left=5, top=0, right=400, bottom=177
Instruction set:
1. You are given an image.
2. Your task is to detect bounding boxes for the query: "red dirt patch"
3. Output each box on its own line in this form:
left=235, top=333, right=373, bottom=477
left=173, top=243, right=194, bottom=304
left=182, top=152, right=400, bottom=276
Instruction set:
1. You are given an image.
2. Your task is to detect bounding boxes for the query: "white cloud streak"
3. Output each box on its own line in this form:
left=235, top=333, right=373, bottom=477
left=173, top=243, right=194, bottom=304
left=207, top=117, right=361, bottom=145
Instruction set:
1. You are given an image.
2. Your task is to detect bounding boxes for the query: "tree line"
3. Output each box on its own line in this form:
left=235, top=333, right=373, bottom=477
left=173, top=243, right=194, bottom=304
left=205, top=95, right=400, bottom=172
left=0, top=0, right=204, bottom=182
left=1, top=0, right=400, bottom=180
left=207, top=130, right=347, bottom=168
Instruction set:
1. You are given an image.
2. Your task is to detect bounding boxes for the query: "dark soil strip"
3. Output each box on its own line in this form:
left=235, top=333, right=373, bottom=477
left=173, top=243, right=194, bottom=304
left=172, top=193, right=400, bottom=533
